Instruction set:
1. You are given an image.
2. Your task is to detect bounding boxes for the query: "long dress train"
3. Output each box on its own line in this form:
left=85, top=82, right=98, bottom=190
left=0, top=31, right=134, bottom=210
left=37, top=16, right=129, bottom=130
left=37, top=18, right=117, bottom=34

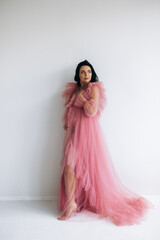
left=57, top=81, right=153, bottom=226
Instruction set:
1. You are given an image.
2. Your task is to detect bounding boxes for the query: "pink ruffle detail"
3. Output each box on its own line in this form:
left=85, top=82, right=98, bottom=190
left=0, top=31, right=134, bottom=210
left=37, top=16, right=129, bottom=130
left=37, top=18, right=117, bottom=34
left=83, top=82, right=107, bottom=118
left=61, top=82, right=77, bottom=124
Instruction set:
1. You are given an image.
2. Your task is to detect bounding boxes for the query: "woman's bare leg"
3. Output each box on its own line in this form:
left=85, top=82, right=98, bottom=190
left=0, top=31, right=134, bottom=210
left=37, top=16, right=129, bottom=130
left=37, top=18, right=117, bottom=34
left=64, top=164, right=76, bottom=204
left=58, top=164, right=77, bottom=219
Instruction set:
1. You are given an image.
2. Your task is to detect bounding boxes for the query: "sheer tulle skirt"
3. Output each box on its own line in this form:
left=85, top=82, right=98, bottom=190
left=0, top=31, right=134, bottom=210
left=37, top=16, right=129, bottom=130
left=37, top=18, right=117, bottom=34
left=57, top=107, right=153, bottom=226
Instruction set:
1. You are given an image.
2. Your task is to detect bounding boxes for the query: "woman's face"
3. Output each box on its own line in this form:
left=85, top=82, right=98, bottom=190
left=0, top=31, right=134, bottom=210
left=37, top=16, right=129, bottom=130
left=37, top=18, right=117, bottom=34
left=79, top=65, right=92, bottom=85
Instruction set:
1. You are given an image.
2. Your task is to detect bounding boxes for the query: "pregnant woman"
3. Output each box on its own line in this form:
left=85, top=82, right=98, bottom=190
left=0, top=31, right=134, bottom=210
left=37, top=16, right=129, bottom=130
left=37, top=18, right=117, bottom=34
left=57, top=59, right=153, bottom=226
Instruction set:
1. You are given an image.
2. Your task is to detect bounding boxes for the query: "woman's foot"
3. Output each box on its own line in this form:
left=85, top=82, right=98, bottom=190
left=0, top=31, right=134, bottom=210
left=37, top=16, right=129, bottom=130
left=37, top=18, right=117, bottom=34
left=58, top=201, right=77, bottom=220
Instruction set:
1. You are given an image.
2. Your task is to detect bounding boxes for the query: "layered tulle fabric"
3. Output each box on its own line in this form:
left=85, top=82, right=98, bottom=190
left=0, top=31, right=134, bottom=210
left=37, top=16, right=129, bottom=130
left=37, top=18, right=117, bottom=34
left=57, top=81, right=153, bottom=226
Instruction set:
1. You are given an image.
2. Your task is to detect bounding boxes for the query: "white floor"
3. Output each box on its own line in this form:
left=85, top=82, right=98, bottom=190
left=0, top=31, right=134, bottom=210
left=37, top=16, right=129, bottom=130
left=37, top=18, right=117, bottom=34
left=0, top=197, right=160, bottom=240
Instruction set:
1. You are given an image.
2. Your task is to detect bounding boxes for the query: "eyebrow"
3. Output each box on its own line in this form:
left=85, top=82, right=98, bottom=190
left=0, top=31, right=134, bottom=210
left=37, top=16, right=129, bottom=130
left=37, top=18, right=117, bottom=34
left=81, top=69, right=91, bottom=71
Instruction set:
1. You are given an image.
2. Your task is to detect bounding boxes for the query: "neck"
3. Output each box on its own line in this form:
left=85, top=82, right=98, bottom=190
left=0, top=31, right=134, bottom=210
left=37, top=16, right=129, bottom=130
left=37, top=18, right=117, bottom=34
left=80, top=81, right=90, bottom=88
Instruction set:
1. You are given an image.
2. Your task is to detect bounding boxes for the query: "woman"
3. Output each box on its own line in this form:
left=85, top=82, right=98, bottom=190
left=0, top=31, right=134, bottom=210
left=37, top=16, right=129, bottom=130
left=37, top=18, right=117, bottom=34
left=57, top=60, right=153, bottom=225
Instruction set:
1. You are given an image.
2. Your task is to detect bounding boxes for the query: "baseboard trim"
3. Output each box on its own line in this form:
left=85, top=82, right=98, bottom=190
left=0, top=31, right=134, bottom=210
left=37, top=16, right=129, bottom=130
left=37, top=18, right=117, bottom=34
left=0, top=196, right=57, bottom=201
left=0, top=195, right=160, bottom=201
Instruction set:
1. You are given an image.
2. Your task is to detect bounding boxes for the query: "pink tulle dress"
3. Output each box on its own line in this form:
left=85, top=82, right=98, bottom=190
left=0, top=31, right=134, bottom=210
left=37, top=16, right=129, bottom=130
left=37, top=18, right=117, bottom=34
left=57, top=81, right=153, bottom=226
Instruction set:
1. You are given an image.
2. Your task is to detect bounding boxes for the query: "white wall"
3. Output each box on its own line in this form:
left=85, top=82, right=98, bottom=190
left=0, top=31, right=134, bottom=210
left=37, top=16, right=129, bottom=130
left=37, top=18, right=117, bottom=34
left=0, top=0, right=160, bottom=199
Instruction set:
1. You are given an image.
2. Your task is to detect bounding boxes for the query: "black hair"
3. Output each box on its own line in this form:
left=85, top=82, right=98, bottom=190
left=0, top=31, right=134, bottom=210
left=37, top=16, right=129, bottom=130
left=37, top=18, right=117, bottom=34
left=74, top=60, right=99, bottom=86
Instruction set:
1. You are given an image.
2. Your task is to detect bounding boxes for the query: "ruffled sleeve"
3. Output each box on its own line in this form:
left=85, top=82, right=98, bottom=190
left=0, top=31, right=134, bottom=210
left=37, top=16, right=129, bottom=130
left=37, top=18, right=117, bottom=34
left=61, top=82, right=77, bottom=124
left=83, top=82, right=107, bottom=118
left=83, top=85, right=99, bottom=117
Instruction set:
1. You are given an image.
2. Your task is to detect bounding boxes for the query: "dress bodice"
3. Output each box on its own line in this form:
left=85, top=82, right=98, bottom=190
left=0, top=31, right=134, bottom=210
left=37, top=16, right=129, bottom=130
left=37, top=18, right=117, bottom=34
left=61, top=81, right=107, bottom=126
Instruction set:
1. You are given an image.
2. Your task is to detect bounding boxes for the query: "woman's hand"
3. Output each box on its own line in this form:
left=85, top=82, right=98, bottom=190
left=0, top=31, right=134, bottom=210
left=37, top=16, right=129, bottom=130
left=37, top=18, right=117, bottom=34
left=77, top=89, right=86, bottom=102
left=63, top=123, right=68, bottom=131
